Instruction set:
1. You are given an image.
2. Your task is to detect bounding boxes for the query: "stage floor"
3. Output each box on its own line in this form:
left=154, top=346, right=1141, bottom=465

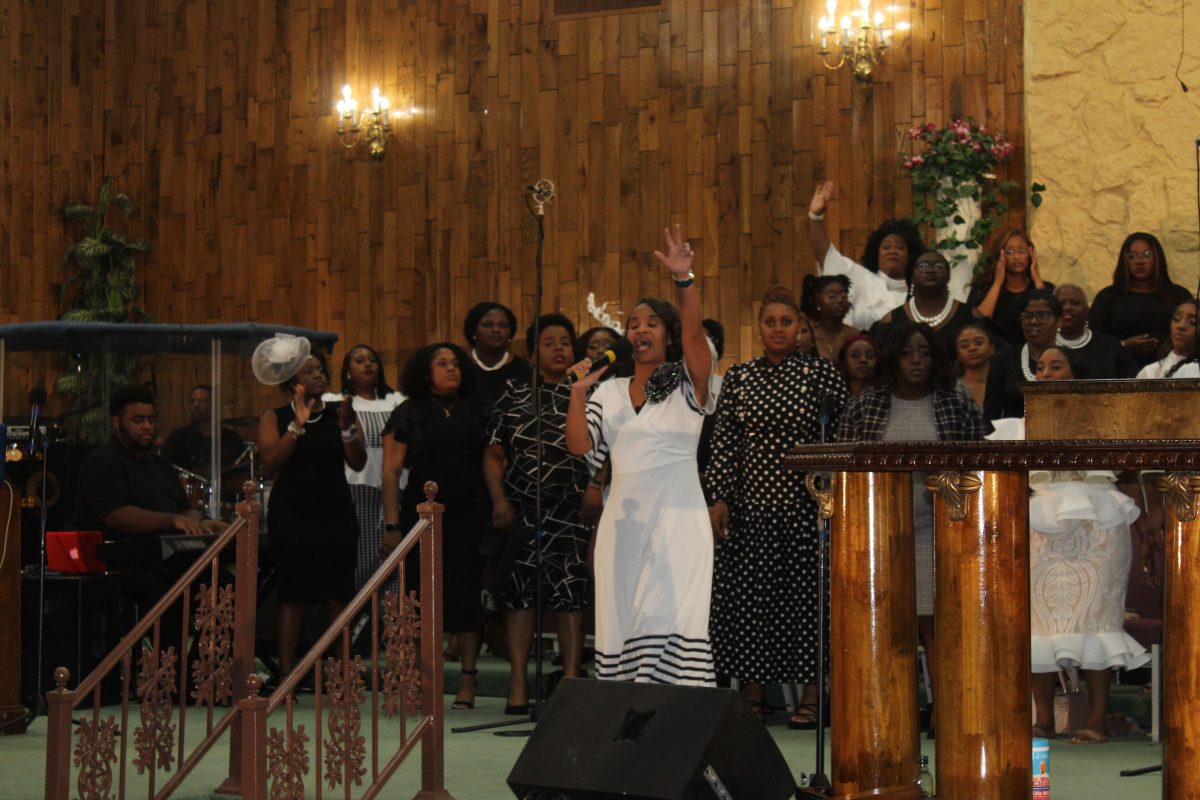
left=1, top=659, right=1164, bottom=799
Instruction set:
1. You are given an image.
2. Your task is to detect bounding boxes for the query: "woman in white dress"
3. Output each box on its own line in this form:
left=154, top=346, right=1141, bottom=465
left=565, top=224, right=717, bottom=686
left=990, top=346, right=1150, bottom=744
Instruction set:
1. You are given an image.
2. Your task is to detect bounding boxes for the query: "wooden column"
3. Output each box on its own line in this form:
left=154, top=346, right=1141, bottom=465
left=0, top=481, right=25, bottom=734
left=928, top=470, right=1031, bottom=799
left=1156, top=473, right=1200, bottom=799
left=829, top=471, right=921, bottom=800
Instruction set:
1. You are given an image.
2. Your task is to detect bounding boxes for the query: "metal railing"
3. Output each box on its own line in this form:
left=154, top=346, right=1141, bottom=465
left=44, top=486, right=262, bottom=800
left=237, top=480, right=451, bottom=800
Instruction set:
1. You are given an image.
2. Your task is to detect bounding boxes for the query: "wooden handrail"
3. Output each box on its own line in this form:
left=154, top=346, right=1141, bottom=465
left=784, top=438, right=1200, bottom=472
left=265, top=516, right=429, bottom=711
left=64, top=515, right=246, bottom=700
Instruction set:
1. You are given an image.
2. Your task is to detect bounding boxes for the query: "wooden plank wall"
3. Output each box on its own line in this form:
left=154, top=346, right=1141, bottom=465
left=0, top=0, right=1025, bottom=421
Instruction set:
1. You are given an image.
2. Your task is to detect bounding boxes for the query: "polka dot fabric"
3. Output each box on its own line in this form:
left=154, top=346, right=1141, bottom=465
left=705, top=352, right=848, bottom=684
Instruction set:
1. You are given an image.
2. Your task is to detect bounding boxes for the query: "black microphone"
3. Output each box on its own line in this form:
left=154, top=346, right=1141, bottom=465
left=27, top=387, right=47, bottom=455
left=566, top=338, right=633, bottom=385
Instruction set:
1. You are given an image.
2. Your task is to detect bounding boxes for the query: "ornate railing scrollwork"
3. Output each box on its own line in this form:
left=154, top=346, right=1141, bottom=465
left=1155, top=472, right=1200, bottom=523
left=323, top=656, right=367, bottom=789
left=925, top=471, right=982, bottom=521
left=73, top=713, right=118, bottom=800
left=133, top=644, right=178, bottom=774
left=191, top=582, right=235, bottom=707
left=381, top=590, right=423, bottom=717
left=804, top=472, right=836, bottom=521
left=267, top=724, right=310, bottom=800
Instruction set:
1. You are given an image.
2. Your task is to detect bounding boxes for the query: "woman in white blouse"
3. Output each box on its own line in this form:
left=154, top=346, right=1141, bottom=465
left=807, top=181, right=925, bottom=331
left=1136, top=298, right=1198, bottom=379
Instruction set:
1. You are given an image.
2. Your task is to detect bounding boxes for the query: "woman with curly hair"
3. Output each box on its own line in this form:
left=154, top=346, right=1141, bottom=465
left=706, top=286, right=848, bottom=726
left=966, top=229, right=1052, bottom=347
left=565, top=224, right=717, bottom=686
left=808, top=180, right=925, bottom=330
left=1090, top=233, right=1194, bottom=367
left=801, top=273, right=858, bottom=361
left=380, top=343, right=491, bottom=709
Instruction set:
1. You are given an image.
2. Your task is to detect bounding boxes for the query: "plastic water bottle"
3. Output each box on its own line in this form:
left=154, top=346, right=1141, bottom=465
left=916, top=755, right=935, bottom=797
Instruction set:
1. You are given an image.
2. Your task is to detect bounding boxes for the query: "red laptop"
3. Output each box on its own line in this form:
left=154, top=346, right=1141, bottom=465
left=46, top=530, right=108, bottom=573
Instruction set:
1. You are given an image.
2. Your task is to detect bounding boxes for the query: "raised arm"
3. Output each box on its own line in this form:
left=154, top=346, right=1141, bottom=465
left=565, top=357, right=605, bottom=455
left=653, top=224, right=711, bottom=406
left=808, top=181, right=834, bottom=266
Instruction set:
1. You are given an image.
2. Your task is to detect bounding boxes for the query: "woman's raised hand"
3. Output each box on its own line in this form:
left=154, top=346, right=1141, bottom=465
left=1029, top=246, right=1044, bottom=287
left=292, top=384, right=314, bottom=426
left=810, top=181, right=834, bottom=216
left=336, top=394, right=357, bottom=431
left=652, top=223, right=695, bottom=280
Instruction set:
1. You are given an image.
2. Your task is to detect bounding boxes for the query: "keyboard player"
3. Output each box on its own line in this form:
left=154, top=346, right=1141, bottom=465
left=73, top=385, right=225, bottom=645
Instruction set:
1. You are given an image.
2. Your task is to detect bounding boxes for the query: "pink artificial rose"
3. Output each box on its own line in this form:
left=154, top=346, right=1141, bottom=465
left=911, top=155, right=925, bottom=166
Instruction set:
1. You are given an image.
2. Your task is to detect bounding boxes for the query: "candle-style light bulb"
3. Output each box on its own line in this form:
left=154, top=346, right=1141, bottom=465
left=841, top=15, right=852, bottom=31
left=372, top=85, right=381, bottom=110
left=826, top=0, right=837, bottom=16
left=342, top=84, right=352, bottom=102
left=874, top=10, right=883, bottom=25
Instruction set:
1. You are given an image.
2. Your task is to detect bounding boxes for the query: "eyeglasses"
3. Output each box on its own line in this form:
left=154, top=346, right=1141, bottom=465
left=1124, top=249, right=1155, bottom=262
left=1003, top=248, right=1029, bottom=257
left=914, top=261, right=949, bottom=273
left=1019, top=311, right=1055, bottom=323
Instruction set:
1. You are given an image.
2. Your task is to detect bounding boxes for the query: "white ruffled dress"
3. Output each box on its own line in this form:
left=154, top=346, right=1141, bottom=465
left=987, top=420, right=1150, bottom=673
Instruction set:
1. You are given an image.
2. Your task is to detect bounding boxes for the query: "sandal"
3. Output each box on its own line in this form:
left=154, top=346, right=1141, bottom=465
left=787, top=703, right=820, bottom=730
left=451, top=669, right=478, bottom=710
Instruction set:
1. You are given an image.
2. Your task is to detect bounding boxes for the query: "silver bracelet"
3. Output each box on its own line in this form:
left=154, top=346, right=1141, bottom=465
left=807, top=210, right=825, bottom=221
left=340, top=424, right=360, bottom=443
left=287, top=421, right=305, bottom=438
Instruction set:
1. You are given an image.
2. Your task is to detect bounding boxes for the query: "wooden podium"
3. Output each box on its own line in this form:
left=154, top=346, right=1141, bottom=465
left=786, top=380, right=1200, bottom=800
left=0, top=480, right=27, bottom=734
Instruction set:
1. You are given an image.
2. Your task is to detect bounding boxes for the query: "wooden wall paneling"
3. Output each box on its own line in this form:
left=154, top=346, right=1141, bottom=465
left=2, top=0, right=1026, bottom=415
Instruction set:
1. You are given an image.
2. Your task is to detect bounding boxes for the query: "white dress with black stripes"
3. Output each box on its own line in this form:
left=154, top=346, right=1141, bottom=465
left=586, top=363, right=717, bottom=686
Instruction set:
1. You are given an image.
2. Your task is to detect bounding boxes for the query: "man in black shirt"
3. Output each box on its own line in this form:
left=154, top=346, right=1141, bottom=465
left=75, top=385, right=224, bottom=539
left=74, top=385, right=226, bottom=650
left=161, top=384, right=245, bottom=477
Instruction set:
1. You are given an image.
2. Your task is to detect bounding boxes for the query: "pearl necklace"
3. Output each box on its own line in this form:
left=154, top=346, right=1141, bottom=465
left=1020, top=344, right=1037, bottom=382
left=906, top=294, right=955, bottom=328
left=1056, top=326, right=1093, bottom=349
left=471, top=349, right=511, bottom=372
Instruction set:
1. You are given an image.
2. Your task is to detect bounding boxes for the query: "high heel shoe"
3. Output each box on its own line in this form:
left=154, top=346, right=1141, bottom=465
left=451, top=668, right=478, bottom=710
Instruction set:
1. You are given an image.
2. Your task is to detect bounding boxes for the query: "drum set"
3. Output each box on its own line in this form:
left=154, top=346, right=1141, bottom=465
left=172, top=426, right=271, bottom=527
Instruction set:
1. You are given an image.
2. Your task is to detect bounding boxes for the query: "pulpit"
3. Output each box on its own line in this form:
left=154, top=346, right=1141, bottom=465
left=785, top=379, right=1200, bottom=800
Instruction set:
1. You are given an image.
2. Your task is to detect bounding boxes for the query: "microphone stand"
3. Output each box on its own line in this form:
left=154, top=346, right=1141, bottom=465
left=453, top=180, right=555, bottom=737
left=799, top=394, right=835, bottom=797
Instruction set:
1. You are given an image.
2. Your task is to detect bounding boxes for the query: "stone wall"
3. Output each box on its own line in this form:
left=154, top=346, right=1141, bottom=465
left=1025, top=0, right=1200, bottom=298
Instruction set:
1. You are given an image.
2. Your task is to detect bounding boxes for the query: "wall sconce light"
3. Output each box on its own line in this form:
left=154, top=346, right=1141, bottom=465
left=335, top=84, right=390, bottom=160
left=817, top=0, right=907, bottom=82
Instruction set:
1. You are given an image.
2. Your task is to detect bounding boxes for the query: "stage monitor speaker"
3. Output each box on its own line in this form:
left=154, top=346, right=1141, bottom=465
left=507, top=678, right=796, bottom=800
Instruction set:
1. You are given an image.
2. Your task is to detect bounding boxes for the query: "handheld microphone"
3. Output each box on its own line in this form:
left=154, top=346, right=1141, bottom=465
left=27, top=387, right=47, bottom=455
left=566, top=338, right=633, bottom=385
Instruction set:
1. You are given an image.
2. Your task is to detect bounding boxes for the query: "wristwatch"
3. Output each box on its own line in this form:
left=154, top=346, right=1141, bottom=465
left=287, top=421, right=306, bottom=438
left=340, top=423, right=359, bottom=442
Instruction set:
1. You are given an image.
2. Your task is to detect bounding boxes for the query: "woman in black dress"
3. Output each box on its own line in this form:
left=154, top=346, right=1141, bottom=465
left=706, top=286, right=848, bottom=727
left=485, top=314, right=592, bottom=714
left=967, top=229, right=1051, bottom=347
left=257, top=352, right=366, bottom=678
left=381, top=343, right=491, bottom=709
left=1090, top=232, right=1193, bottom=368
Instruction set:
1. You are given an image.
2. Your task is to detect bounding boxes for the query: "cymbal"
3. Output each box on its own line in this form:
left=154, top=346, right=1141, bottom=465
left=223, top=416, right=261, bottom=426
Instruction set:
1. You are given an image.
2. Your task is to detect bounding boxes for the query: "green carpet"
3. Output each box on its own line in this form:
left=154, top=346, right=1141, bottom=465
left=0, top=684, right=1164, bottom=799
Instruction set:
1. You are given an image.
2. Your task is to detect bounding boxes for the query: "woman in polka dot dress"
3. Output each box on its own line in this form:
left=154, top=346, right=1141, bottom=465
left=706, top=286, right=849, bottom=726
